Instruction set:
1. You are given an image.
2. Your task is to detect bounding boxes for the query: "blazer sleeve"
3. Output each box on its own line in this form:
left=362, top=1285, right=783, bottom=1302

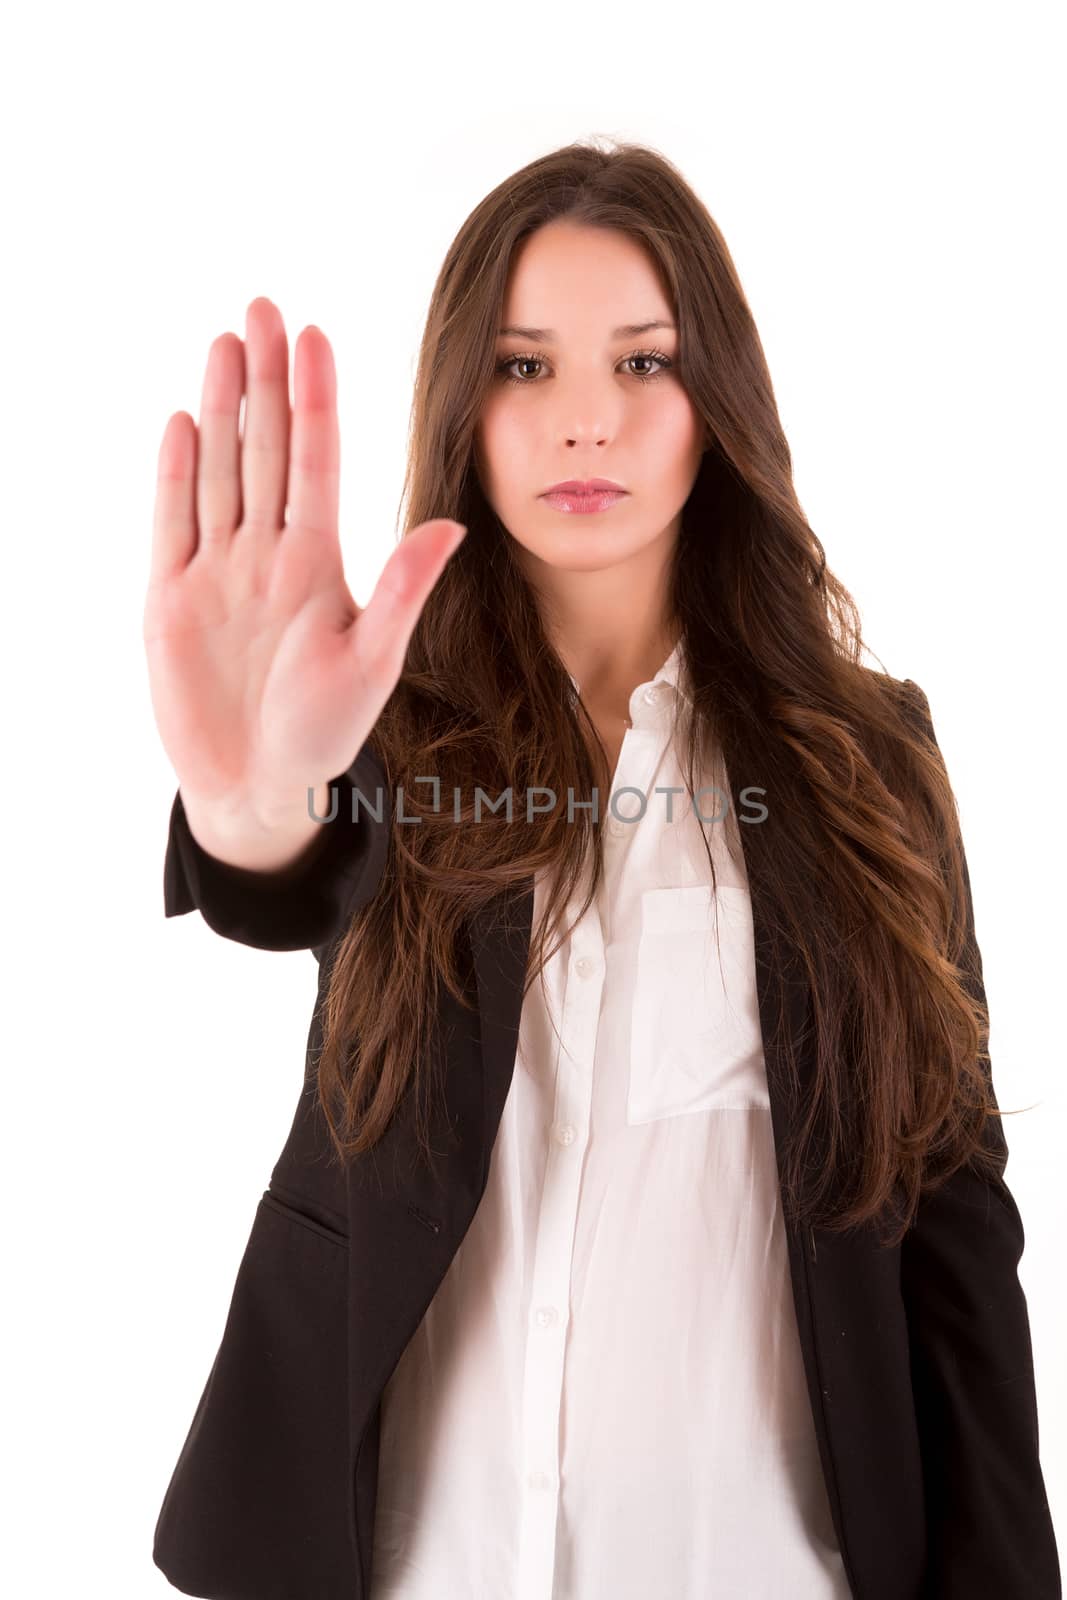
left=163, top=740, right=391, bottom=954
left=897, top=679, right=1061, bottom=1599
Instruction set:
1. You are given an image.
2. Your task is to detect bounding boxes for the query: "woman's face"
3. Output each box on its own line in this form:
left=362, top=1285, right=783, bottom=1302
left=474, top=219, right=707, bottom=578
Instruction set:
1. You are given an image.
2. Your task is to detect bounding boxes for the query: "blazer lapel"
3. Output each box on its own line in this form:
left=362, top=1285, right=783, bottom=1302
left=467, top=879, right=537, bottom=1175
left=733, top=814, right=823, bottom=1245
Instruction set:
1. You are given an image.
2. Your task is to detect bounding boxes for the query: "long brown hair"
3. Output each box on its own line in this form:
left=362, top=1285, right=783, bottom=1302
left=314, top=136, right=1013, bottom=1248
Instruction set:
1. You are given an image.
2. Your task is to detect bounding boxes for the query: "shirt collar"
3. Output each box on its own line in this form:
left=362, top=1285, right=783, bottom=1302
left=567, top=638, right=693, bottom=708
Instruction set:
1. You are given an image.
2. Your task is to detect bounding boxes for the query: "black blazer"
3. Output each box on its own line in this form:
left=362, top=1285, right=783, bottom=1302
left=151, top=678, right=1060, bottom=1600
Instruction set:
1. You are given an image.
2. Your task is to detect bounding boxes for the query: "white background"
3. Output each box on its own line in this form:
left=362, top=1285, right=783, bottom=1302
left=3, top=0, right=1063, bottom=1593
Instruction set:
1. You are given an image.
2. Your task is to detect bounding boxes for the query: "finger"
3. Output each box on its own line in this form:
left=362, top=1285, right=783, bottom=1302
left=150, top=412, right=198, bottom=584
left=287, top=325, right=339, bottom=540
left=196, top=333, right=244, bottom=550
left=241, top=297, right=290, bottom=531
left=352, top=520, right=468, bottom=677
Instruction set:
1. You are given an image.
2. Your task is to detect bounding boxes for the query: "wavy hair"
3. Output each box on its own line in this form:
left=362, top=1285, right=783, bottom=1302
left=313, top=136, right=1013, bottom=1248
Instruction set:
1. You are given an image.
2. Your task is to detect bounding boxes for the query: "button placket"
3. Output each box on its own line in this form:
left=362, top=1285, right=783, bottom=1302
left=604, top=684, right=674, bottom=847
left=513, top=663, right=681, bottom=1599
left=515, top=905, right=605, bottom=1599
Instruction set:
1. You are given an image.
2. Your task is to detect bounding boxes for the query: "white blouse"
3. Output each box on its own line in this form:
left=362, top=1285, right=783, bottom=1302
left=370, top=641, right=850, bottom=1599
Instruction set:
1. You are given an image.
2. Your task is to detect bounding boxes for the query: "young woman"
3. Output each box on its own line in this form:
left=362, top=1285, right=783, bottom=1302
left=144, top=141, right=1059, bottom=1600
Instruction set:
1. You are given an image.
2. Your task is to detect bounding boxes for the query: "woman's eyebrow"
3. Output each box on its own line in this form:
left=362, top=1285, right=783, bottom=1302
left=496, top=319, right=677, bottom=341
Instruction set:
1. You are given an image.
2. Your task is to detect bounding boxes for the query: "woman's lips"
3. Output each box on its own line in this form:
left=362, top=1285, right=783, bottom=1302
left=540, top=490, right=629, bottom=514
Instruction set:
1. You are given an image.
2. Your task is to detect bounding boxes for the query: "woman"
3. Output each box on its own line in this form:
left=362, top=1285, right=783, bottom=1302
left=144, top=141, right=1059, bottom=1599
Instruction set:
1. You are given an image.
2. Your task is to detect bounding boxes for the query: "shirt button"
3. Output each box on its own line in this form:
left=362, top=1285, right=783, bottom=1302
left=528, top=1471, right=553, bottom=1491
left=554, top=1123, right=576, bottom=1146
left=574, top=955, right=596, bottom=978
left=534, top=1306, right=558, bottom=1328
left=643, top=685, right=662, bottom=705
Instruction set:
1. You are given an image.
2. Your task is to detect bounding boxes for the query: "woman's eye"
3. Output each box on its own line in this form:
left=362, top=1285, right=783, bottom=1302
left=494, top=349, right=674, bottom=385
left=496, top=355, right=543, bottom=382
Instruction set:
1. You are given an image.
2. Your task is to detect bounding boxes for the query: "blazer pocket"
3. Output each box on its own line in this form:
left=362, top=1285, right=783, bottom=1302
left=261, top=1186, right=349, bottom=1246
left=627, top=883, right=770, bottom=1125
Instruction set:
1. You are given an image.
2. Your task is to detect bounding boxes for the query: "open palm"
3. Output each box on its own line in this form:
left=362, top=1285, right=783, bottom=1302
left=143, top=296, right=465, bottom=829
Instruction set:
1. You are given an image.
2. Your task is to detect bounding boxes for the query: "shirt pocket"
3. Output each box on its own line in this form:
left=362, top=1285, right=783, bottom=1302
left=627, top=882, right=770, bottom=1125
